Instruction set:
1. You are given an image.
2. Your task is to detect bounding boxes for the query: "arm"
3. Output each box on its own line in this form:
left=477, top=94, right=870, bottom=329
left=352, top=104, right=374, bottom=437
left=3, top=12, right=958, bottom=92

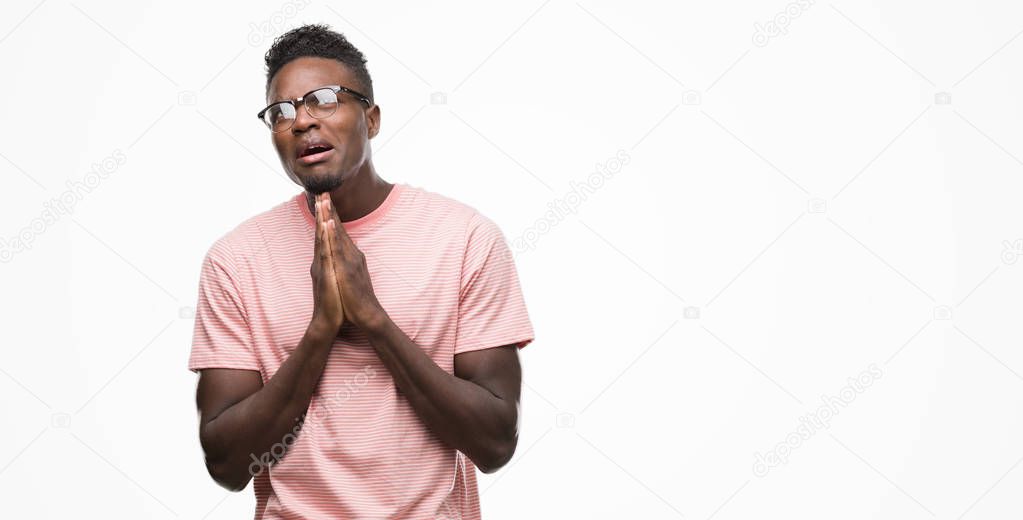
left=196, top=323, right=335, bottom=491
left=194, top=192, right=347, bottom=491
left=320, top=197, right=525, bottom=472
left=364, top=315, right=522, bottom=473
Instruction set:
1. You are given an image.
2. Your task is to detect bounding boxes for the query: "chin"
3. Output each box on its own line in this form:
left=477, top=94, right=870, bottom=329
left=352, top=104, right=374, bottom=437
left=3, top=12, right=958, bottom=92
left=301, top=172, right=343, bottom=194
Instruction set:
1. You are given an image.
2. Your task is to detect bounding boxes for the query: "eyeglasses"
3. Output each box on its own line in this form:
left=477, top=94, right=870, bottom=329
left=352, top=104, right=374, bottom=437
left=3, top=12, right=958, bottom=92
left=257, top=85, right=372, bottom=132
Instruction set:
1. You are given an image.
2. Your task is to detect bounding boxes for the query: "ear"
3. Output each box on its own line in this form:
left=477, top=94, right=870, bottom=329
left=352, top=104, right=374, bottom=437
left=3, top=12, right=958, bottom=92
left=366, top=104, right=381, bottom=139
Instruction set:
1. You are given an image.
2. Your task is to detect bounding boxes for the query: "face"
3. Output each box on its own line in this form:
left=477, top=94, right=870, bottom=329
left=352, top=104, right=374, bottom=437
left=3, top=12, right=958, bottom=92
left=265, top=56, right=380, bottom=193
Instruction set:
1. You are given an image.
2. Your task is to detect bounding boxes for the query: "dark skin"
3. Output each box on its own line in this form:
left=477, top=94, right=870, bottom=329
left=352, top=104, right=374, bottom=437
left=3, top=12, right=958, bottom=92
left=195, top=56, right=522, bottom=492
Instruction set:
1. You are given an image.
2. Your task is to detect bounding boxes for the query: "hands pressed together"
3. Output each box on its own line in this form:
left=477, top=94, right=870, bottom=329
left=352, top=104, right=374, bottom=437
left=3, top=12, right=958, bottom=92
left=305, top=193, right=520, bottom=476
left=309, top=192, right=386, bottom=336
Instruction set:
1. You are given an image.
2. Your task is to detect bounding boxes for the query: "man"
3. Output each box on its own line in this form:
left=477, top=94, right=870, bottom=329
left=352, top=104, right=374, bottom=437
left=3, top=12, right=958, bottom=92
left=188, top=24, right=535, bottom=519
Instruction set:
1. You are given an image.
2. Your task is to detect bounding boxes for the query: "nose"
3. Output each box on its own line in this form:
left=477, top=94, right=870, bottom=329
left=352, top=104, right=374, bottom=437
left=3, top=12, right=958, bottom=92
left=291, top=104, right=319, bottom=133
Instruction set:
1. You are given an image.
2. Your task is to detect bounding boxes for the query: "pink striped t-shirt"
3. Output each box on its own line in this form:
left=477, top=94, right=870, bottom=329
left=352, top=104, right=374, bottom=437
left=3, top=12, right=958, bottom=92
left=188, top=182, right=535, bottom=519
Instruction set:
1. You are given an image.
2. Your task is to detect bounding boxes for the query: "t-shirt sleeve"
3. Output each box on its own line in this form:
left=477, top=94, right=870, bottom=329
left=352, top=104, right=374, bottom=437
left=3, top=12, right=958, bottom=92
left=188, top=244, right=261, bottom=373
left=454, top=212, right=535, bottom=355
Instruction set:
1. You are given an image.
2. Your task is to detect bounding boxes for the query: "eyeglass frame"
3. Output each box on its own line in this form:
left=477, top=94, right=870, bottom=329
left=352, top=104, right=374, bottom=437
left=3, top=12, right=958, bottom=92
left=256, top=84, right=373, bottom=132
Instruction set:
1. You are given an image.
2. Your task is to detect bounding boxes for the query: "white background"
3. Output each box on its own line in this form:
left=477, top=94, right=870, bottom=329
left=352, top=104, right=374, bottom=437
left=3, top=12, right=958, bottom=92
left=3, top=0, right=1023, bottom=518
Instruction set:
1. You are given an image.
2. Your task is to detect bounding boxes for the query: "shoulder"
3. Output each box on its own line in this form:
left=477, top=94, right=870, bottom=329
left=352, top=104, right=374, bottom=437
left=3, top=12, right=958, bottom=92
left=400, top=183, right=504, bottom=241
left=203, top=193, right=303, bottom=272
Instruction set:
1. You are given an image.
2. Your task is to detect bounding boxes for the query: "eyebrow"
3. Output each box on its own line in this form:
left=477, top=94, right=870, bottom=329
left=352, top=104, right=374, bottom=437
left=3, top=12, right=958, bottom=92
left=266, top=88, right=303, bottom=105
left=266, top=86, right=324, bottom=106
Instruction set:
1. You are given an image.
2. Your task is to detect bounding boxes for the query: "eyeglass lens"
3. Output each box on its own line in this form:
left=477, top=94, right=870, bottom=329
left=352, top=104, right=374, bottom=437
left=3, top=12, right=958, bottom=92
left=265, top=88, right=340, bottom=131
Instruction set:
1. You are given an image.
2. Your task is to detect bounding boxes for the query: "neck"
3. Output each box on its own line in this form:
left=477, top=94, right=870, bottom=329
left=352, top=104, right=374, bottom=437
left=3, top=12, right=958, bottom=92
left=305, top=162, right=393, bottom=223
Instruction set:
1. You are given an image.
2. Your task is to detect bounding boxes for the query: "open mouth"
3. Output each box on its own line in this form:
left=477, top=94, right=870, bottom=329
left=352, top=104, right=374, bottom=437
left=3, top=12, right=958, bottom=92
left=298, top=142, right=335, bottom=165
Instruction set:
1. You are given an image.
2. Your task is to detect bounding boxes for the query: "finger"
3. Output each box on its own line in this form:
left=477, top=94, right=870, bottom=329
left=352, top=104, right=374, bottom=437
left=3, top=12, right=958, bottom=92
left=324, top=197, right=355, bottom=249
left=326, top=220, right=345, bottom=313
left=316, top=201, right=326, bottom=248
left=317, top=201, right=333, bottom=267
left=322, top=197, right=342, bottom=248
left=328, top=220, right=339, bottom=264
left=326, top=217, right=343, bottom=260
left=326, top=222, right=344, bottom=321
left=314, top=194, right=323, bottom=228
left=327, top=219, right=345, bottom=280
left=320, top=198, right=335, bottom=254
left=318, top=219, right=331, bottom=268
left=318, top=197, right=330, bottom=229
left=324, top=194, right=338, bottom=222
left=323, top=224, right=335, bottom=280
left=326, top=219, right=337, bottom=262
left=313, top=200, right=322, bottom=266
left=325, top=221, right=344, bottom=307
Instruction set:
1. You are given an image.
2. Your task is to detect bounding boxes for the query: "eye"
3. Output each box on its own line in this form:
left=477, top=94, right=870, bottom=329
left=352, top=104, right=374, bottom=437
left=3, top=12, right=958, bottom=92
left=308, top=89, right=339, bottom=113
left=267, top=103, right=296, bottom=129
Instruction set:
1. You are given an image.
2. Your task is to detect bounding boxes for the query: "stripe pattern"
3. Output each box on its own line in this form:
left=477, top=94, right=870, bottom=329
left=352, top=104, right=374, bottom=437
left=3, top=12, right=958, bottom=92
left=189, top=182, right=535, bottom=519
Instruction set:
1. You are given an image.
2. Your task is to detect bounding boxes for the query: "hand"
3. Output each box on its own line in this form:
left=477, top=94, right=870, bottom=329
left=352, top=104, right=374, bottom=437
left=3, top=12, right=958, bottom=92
left=309, top=192, right=345, bottom=335
left=321, top=195, right=387, bottom=331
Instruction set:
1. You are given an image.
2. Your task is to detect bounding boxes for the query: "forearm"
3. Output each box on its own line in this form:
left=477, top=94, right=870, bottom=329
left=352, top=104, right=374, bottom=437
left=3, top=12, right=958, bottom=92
left=364, top=315, right=517, bottom=472
left=201, top=322, right=335, bottom=490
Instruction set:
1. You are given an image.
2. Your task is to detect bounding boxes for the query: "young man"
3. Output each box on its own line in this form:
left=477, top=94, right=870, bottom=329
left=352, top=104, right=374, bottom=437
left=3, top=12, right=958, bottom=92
left=188, top=24, right=535, bottom=519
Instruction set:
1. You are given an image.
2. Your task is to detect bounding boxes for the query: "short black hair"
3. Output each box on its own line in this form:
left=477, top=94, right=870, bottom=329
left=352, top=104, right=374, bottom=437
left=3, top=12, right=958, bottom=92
left=264, top=24, right=374, bottom=103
